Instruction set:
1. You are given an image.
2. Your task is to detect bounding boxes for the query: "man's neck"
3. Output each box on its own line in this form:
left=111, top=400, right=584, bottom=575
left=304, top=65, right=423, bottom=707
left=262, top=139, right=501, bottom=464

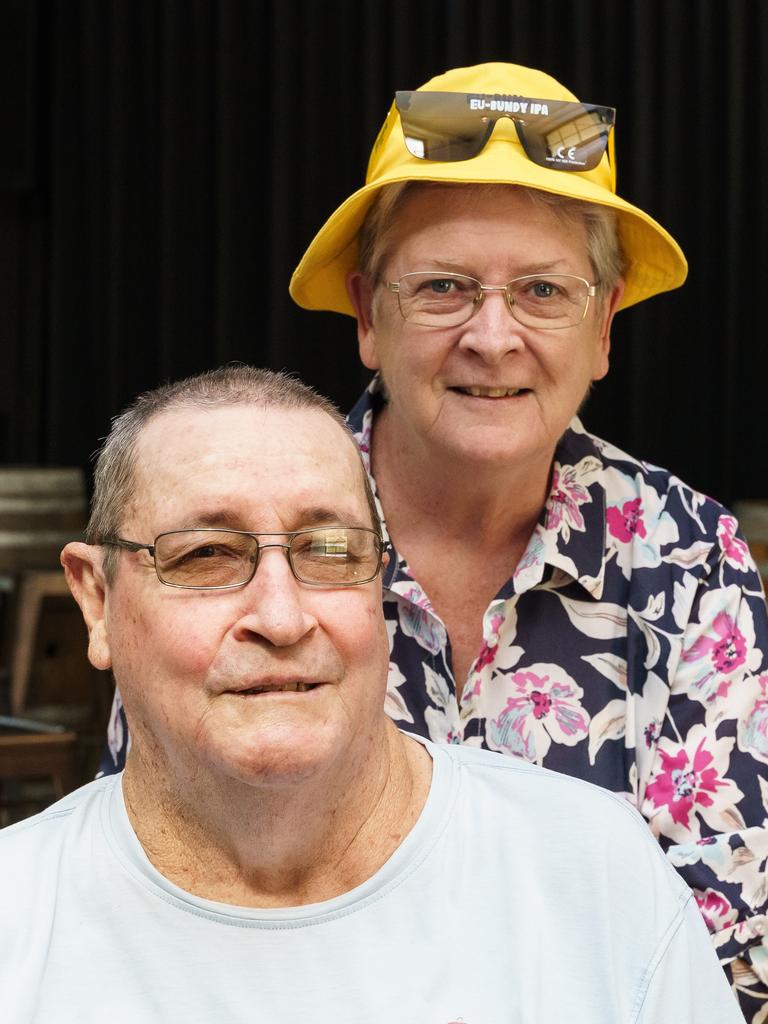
left=121, top=723, right=432, bottom=908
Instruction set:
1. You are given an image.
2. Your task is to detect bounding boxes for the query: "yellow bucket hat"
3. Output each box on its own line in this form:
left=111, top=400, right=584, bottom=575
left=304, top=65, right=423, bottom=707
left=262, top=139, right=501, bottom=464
left=290, top=62, right=687, bottom=315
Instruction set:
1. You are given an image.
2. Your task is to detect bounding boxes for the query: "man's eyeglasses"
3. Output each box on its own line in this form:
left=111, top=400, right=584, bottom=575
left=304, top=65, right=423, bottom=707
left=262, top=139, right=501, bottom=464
left=395, top=90, right=615, bottom=181
left=386, top=272, right=598, bottom=331
left=102, top=527, right=384, bottom=590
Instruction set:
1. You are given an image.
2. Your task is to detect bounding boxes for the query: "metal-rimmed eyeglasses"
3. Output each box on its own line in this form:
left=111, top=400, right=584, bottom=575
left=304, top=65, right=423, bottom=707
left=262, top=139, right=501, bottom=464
left=102, top=527, right=384, bottom=590
left=386, top=272, right=598, bottom=330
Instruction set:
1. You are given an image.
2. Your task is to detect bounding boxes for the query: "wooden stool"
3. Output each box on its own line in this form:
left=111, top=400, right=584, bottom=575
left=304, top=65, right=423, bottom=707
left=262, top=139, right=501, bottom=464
left=9, top=569, right=73, bottom=716
left=0, top=731, right=79, bottom=821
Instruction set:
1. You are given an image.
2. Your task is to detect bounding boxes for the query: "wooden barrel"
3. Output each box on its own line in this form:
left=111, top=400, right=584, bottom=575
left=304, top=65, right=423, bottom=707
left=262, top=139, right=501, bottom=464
left=0, top=467, right=87, bottom=573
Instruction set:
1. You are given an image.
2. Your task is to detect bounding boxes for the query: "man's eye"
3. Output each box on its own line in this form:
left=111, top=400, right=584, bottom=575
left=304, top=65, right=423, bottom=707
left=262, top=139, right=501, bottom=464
left=181, top=545, right=236, bottom=562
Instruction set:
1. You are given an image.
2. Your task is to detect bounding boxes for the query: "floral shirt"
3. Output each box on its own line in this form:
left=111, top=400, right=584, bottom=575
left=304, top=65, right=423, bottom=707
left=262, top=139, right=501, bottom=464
left=100, top=378, right=768, bottom=1019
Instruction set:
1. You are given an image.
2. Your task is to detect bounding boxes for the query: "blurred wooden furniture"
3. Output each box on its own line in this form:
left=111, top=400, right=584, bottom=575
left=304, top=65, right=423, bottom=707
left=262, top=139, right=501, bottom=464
left=752, top=542, right=768, bottom=593
left=0, top=466, right=87, bottom=714
left=0, top=730, right=78, bottom=795
left=732, top=501, right=768, bottom=593
left=0, top=719, right=79, bottom=823
left=0, top=468, right=94, bottom=818
left=0, top=466, right=86, bottom=574
left=9, top=569, right=73, bottom=716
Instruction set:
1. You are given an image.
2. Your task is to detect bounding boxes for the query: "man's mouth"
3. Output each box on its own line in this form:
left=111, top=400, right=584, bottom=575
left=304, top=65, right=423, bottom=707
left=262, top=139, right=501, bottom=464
left=454, top=386, right=529, bottom=398
left=234, top=682, right=319, bottom=695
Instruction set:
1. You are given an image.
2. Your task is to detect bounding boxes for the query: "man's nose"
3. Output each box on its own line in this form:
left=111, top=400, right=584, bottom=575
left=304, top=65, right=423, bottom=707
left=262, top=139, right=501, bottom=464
left=457, top=287, right=526, bottom=363
left=232, top=546, right=317, bottom=647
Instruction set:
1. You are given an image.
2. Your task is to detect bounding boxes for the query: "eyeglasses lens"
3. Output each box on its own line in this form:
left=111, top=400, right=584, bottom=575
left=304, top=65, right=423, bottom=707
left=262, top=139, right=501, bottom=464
left=290, top=528, right=380, bottom=585
left=153, top=529, right=381, bottom=589
left=394, top=273, right=591, bottom=330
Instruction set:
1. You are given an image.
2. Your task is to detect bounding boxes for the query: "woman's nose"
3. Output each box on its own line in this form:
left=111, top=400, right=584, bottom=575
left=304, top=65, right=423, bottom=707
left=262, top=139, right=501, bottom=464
left=457, top=287, right=526, bottom=362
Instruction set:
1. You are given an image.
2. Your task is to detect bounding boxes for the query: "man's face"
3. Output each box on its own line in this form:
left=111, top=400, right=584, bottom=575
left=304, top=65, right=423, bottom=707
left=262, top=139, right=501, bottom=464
left=351, top=185, right=621, bottom=473
left=85, top=404, right=389, bottom=787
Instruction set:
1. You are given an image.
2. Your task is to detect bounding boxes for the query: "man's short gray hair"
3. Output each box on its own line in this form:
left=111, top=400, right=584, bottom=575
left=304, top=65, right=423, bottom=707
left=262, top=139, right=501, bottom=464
left=87, top=364, right=380, bottom=582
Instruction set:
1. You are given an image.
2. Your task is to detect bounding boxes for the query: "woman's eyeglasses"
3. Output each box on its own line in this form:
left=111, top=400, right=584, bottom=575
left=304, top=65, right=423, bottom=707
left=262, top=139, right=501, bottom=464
left=386, top=272, right=597, bottom=331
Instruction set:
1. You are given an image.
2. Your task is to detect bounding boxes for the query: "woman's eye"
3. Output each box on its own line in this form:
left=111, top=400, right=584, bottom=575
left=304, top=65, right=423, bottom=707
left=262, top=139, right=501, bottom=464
left=531, top=280, right=557, bottom=298
left=426, top=278, right=456, bottom=295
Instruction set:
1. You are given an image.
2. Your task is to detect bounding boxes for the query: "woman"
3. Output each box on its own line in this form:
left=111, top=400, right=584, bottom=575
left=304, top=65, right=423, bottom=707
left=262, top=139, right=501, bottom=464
left=289, top=62, right=768, bottom=1019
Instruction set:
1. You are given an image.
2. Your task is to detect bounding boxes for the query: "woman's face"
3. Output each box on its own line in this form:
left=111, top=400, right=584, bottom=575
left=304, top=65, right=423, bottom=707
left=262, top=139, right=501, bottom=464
left=349, top=186, right=623, bottom=474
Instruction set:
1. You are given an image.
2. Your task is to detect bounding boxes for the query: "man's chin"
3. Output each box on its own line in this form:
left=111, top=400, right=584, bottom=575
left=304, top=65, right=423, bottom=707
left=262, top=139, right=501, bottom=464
left=204, top=724, right=351, bottom=790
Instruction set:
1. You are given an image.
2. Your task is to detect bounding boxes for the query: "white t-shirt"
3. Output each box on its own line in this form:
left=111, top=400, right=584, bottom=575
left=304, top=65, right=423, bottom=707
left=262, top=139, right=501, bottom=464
left=0, top=739, right=741, bottom=1023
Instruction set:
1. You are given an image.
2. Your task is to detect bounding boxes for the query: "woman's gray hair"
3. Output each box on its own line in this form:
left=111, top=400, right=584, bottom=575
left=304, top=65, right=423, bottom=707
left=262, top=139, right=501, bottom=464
left=357, top=181, right=626, bottom=310
left=87, top=364, right=379, bottom=581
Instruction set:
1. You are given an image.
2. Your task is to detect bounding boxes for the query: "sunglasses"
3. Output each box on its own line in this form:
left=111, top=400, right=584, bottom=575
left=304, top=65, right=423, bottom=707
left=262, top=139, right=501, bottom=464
left=395, top=90, right=616, bottom=182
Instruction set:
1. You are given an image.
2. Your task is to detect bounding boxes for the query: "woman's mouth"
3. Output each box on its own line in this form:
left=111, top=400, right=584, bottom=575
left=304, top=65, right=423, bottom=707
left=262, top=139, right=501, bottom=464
left=454, top=386, right=529, bottom=398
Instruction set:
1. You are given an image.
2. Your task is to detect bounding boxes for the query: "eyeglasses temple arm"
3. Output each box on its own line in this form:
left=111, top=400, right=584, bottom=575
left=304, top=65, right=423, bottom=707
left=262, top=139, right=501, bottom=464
left=100, top=537, right=156, bottom=556
left=607, top=125, right=616, bottom=193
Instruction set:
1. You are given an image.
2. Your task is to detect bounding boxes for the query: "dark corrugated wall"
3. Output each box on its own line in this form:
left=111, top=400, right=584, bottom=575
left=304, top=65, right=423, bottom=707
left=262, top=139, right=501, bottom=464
left=1, top=0, right=766, bottom=507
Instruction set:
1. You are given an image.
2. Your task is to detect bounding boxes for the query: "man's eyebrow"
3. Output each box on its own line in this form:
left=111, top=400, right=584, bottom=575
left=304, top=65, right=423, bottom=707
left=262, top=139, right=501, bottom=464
left=184, top=509, right=243, bottom=530
left=182, top=506, right=369, bottom=531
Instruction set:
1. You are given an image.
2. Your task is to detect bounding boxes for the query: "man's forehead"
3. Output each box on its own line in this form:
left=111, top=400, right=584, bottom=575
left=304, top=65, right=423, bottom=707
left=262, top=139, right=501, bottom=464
left=129, top=403, right=368, bottom=526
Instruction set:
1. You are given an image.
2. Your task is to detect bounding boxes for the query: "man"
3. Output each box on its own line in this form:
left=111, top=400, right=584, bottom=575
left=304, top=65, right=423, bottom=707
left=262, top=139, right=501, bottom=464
left=0, top=365, right=742, bottom=1021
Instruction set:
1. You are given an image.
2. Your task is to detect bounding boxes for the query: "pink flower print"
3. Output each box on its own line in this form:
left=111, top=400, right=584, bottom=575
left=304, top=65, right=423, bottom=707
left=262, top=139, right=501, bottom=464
left=738, top=674, right=768, bottom=765
left=643, top=718, right=662, bottom=749
left=645, top=727, right=743, bottom=840
left=544, top=464, right=591, bottom=541
left=489, top=664, right=590, bottom=764
left=530, top=690, right=552, bottom=719
left=468, top=611, right=506, bottom=693
left=474, top=640, right=498, bottom=672
left=606, top=498, right=648, bottom=544
left=694, top=888, right=738, bottom=934
left=717, top=514, right=750, bottom=571
left=647, top=740, right=723, bottom=827
left=399, top=592, right=446, bottom=655
left=683, top=612, right=747, bottom=693
left=354, top=410, right=374, bottom=470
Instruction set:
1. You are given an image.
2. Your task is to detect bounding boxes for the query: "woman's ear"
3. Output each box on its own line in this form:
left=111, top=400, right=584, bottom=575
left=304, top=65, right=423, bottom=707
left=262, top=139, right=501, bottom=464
left=591, top=278, right=625, bottom=382
left=346, top=271, right=381, bottom=371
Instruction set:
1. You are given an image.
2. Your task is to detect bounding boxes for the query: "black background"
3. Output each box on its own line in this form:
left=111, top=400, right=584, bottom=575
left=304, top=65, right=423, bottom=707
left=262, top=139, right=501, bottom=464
left=1, top=0, right=765, bottom=508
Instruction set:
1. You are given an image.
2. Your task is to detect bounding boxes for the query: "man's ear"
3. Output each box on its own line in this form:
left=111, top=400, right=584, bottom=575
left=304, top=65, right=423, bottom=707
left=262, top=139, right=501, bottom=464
left=346, top=270, right=381, bottom=371
left=60, top=542, right=112, bottom=671
left=591, top=278, right=625, bottom=382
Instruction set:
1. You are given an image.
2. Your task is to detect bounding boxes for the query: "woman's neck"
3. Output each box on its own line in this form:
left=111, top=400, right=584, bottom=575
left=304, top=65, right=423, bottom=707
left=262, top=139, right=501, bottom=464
left=371, top=405, right=553, bottom=547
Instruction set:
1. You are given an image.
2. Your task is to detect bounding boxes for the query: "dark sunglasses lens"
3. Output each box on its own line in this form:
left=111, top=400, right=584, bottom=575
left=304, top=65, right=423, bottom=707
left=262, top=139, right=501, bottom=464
left=396, top=91, right=491, bottom=161
left=396, top=91, right=614, bottom=172
left=515, top=101, right=614, bottom=172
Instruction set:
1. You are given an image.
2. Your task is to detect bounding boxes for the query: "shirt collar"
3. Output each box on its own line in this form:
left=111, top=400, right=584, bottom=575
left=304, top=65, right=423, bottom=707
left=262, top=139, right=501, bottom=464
left=346, top=378, right=608, bottom=599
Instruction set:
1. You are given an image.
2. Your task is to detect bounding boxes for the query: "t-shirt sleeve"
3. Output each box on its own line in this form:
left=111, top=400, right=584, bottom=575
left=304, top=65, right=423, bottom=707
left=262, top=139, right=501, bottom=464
left=636, top=894, right=745, bottom=1023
